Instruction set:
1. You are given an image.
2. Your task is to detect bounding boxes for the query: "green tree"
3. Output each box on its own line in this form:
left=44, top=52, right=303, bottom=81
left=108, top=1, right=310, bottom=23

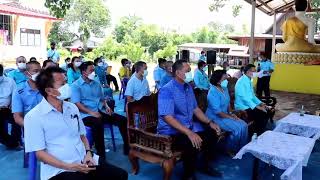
left=209, top=0, right=242, bottom=18
left=121, top=36, right=145, bottom=62
left=113, top=16, right=142, bottom=43
left=154, top=42, right=178, bottom=59
left=48, top=22, right=75, bottom=46
left=45, top=0, right=71, bottom=18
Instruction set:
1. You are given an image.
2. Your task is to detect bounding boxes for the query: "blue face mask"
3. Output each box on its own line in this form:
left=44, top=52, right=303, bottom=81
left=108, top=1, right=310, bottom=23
left=143, top=70, right=148, bottom=77
left=184, top=72, right=193, bottom=83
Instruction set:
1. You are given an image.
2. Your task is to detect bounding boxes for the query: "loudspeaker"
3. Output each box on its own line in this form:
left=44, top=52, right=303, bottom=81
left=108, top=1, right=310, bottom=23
left=176, top=51, right=180, bottom=60
left=207, top=50, right=216, bottom=64
left=181, top=50, right=189, bottom=61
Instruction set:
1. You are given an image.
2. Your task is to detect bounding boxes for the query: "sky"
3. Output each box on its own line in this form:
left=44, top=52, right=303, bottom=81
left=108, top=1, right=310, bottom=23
left=19, top=0, right=274, bottom=35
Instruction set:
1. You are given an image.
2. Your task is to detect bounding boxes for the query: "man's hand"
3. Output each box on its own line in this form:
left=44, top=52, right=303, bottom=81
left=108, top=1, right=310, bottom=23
left=83, top=152, right=96, bottom=166
left=186, top=130, right=203, bottom=149
left=256, top=105, right=267, bottom=113
left=65, top=163, right=95, bottom=174
left=105, top=106, right=113, bottom=116
left=90, top=111, right=102, bottom=119
left=209, top=122, right=221, bottom=135
left=230, top=114, right=240, bottom=120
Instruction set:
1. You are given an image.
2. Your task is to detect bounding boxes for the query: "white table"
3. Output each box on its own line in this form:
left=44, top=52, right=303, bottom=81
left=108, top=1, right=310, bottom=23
left=234, top=131, right=315, bottom=180
left=274, top=113, right=320, bottom=139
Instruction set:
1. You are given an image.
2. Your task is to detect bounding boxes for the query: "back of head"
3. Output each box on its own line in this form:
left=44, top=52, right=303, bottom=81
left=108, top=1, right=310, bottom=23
left=243, top=64, right=256, bottom=74
left=295, top=0, right=308, bottom=11
left=197, top=61, right=206, bottom=69
left=42, top=60, right=54, bottom=69
left=158, top=58, right=167, bottom=66
left=172, top=59, right=188, bottom=77
left=29, top=57, right=37, bottom=62
left=36, top=67, right=65, bottom=98
left=134, top=61, right=146, bottom=73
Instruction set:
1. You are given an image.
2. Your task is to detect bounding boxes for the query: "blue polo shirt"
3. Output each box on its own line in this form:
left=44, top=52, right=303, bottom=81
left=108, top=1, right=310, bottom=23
left=12, top=81, right=43, bottom=115
left=71, top=76, right=104, bottom=119
left=7, top=69, right=28, bottom=89
left=125, top=73, right=150, bottom=101
left=193, top=69, right=209, bottom=90
left=259, top=59, right=274, bottom=77
left=67, top=68, right=81, bottom=84
left=234, top=75, right=262, bottom=110
left=95, top=66, right=107, bottom=85
left=159, top=73, right=173, bottom=88
left=199, top=55, right=207, bottom=62
left=153, top=66, right=166, bottom=88
left=157, top=79, right=204, bottom=135
left=47, top=49, right=60, bottom=62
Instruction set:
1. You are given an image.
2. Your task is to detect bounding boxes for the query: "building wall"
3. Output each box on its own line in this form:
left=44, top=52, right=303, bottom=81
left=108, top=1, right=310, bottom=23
left=0, top=15, right=48, bottom=63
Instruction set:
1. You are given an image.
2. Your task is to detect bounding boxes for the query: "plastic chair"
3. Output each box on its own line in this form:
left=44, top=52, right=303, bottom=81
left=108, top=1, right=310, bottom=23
left=28, top=152, right=37, bottom=180
left=85, top=125, right=116, bottom=152
left=119, top=78, right=128, bottom=100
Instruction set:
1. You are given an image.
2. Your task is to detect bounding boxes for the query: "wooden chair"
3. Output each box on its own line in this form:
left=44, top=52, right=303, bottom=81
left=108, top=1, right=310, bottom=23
left=126, top=94, right=181, bottom=180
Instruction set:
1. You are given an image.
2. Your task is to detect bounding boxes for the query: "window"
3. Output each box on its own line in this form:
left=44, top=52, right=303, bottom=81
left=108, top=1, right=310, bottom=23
left=20, top=28, right=41, bottom=46
left=0, top=14, right=13, bottom=45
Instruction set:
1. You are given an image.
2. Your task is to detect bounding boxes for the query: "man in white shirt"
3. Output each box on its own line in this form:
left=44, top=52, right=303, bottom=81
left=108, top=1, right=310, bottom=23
left=24, top=67, right=128, bottom=180
left=0, top=64, right=21, bottom=149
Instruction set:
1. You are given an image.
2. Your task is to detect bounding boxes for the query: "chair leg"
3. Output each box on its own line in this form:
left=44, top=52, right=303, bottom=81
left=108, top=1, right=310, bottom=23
left=129, top=150, right=139, bottom=175
left=162, top=159, right=174, bottom=180
left=28, top=152, right=37, bottom=180
left=109, top=125, right=116, bottom=152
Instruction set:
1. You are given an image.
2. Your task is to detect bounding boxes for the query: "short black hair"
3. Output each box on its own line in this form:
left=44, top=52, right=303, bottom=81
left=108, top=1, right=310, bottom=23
left=198, top=61, right=206, bottom=69
left=65, top=57, right=71, bottom=63
left=29, top=57, right=37, bottom=62
left=42, top=60, right=55, bottom=69
left=121, top=58, right=129, bottom=66
left=295, top=0, right=307, bottom=11
left=243, top=64, right=256, bottom=74
left=36, top=67, right=65, bottom=98
left=158, top=58, right=167, bottom=65
left=79, top=61, right=95, bottom=74
left=26, top=61, right=41, bottom=71
left=134, top=61, right=146, bottom=73
left=201, top=51, right=205, bottom=54
left=94, top=57, right=101, bottom=66
left=50, top=42, right=56, bottom=46
left=210, top=70, right=226, bottom=86
left=70, top=56, right=79, bottom=71
left=172, top=60, right=188, bottom=77
left=0, top=64, right=3, bottom=76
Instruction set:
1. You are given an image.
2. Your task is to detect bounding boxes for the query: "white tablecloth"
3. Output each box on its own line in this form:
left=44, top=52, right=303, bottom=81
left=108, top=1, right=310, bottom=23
left=274, top=113, right=320, bottom=139
left=234, top=131, right=315, bottom=180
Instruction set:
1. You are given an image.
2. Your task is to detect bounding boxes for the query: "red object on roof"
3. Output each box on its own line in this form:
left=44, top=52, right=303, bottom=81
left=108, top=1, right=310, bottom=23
left=0, top=2, right=60, bottom=20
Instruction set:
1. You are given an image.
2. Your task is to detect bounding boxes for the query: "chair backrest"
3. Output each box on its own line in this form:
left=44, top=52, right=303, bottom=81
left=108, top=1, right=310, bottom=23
left=227, top=77, right=238, bottom=110
left=193, top=88, right=208, bottom=112
left=126, top=93, right=158, bottom=133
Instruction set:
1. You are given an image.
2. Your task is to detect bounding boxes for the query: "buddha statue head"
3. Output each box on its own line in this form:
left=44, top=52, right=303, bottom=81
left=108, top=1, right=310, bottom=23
left=295, top=0, right=308, bottom=12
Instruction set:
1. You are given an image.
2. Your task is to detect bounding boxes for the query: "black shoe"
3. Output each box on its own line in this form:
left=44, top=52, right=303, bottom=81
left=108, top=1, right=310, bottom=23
left=199, top=166, right=222, bottom=177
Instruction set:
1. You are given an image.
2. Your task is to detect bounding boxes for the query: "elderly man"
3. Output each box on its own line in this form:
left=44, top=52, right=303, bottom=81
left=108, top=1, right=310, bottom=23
left=0, top=64, right=21, bottom=149
left=7, top=56, right=28, bottom=89
left=157, top=60, right=222, bottom=180
left=24, top=67, right=128, bottom=180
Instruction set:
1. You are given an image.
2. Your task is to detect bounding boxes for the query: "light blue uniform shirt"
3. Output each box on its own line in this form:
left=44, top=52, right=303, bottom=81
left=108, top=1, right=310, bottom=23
left=71, top=77, right=104, bottom=119
left=259, top=59, right=274, bottom=77
left=153, top=66, right=166, bottom=88
left=125, top=73, right=150, bottom=101
left=193, top=69, right=209, bottom=90
left=24, top=98, right=86, bottom=180
left=12, top=81, right=43, bottom=115
left=199, top=55, right=207, bottom=62
left=206, top=85, right=230, bottom=121
left=0, top=76, right=16, bottom=107
left=47, top=49, right=60, bottom=62
left=67, top=68, right=81, bottom=84
left=95, top=66, right=107, bottom=85
left=7, top=69, right=28, bottom=89
left=159, top=73, right=173, bottom=88
left=234, top=75, right=262, bottom=110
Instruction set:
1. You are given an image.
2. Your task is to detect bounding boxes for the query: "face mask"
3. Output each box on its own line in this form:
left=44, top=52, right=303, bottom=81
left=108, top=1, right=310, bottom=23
left=202, top=66, right=208, bottom=72
left=28, top=72, right=39, bottom=81
left=98, top=62, right=104, bottom=67
left=52, top=59, right=59, bottom=63
left=143, top=70, right=148, bottom=77
left=0, top=76, right=4, bottom=82
left=184, top=72, right=193, bottom=83
left=252, top=72, right=259, bottom=78
left=57, top=84, right=72, bottom=100
left=225, top=67, right=230, bottom=71
left=88, top=71, right=96, bottom=80
left=17, top=63, right=26, bottom=69
left=75, top=62, right=82, bottom=67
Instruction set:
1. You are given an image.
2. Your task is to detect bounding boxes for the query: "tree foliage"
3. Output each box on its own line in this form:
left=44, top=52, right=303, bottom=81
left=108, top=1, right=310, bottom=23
left=154, top=42, right=178, bottom=59
left=209, top=0, right=242, bottom=18
left=113, top=16, right=142, bottom=43
left=45, top=0, right=71, bottom=18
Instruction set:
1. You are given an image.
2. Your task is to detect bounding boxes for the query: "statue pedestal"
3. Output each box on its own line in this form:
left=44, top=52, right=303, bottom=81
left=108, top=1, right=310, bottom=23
left=268, top=52, right=320, bottom=95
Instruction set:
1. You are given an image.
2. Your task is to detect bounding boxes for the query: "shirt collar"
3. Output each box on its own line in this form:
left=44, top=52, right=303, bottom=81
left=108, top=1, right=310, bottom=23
left=38, top=98, right=71, bottom=115
left=172, top=78, right=187, bottom=91
left=79, top=76, right=87, bottom=85
left=25, top=81, right=38, bottom=92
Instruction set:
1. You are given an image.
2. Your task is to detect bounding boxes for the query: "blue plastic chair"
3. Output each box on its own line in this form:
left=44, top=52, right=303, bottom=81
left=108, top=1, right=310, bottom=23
left=28, top=152, right=37, bottom=180
left=85, top=124, right=116, bottom=152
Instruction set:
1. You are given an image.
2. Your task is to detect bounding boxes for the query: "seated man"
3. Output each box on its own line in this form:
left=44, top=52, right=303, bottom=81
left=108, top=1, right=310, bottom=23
left=71, top=62, right=129, bottom=160
left=24, top=67, right=128, bottom=180
left=235, top=64, right=270, bottom=135
left=157, top=60, right=222, bottom=180
left=159, top=60, right=173, bottom=88
left=125, top=61, right=151, bottom=102
left=0, top=64, right=21, bottom=149
left=7, top=56, right=28, bottom=89
left=12, top=61, right=43, bottom=127
left=153, top=58, right=167, bottom=90
left=193, top=61, right=209, bottom=91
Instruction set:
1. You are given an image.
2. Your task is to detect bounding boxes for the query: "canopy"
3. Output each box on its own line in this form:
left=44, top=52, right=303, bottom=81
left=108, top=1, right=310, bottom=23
left=244, top=0, right=295, bottom=15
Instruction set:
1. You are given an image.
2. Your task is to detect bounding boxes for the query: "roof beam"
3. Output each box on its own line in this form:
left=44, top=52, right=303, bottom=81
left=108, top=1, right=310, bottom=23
left=256, top=0, right=274, bottom=12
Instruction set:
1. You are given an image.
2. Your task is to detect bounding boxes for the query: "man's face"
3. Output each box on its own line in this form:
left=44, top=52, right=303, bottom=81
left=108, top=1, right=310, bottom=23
left=26, top=64, right=41, bottom=78
left=166, top=63, right=173, bottom=73
left=51, top=44, right=56, bottom=50
left=84, top=65, right=95, bottom=77
left=176, top=63, right=190, bottom=80
left=246, top=67, right=256, bottom=78
left=46, top=73, right=67, bottom=97
left=16, top=57, right=26, bottom=66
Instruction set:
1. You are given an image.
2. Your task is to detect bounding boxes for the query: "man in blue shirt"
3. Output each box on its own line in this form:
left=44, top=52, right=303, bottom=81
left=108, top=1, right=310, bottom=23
left=193, top=61, right=209, bottom=90
left=158, top=60, right=222, bottom=179
left=47, top=42, right=60, bottom=64
left=153, top=58, right=167, bottom=90
left=235, top=64, right=270, bottom=135
left=7, top=56, right=28, bottom=89
left=159, top=61, right=173, bottom=88
left=12, top=61, right=43, bottom=127
left=256, top=53, right=274, bottom=98
left=71, top=62, right=129, bottom=160
left=199, top=51, right=207, bottom=62
left=125, top=61, right=151, bottom=102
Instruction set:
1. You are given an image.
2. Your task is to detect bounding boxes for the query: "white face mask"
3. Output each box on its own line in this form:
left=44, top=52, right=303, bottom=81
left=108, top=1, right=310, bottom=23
left=252, top=72, right=259, bottom=78
left=17, top=63, right=26, bottom=70
left=74, top=62, right=82, bottom=67
left=28, top=72, right=39, bottom=81
left=57, top=84, right=72, bottom=100
left=143, top=70, right=148, bottom=77
left=184, top=71, right=193, bottom=83
left=98, top=62, right=104, bottom=67
left=88, top=71, right=96, bottom=80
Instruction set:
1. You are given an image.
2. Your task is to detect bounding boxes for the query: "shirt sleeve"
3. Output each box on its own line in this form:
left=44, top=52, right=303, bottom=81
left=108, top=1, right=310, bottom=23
left=70, top=84, right=81, bottom=104
left=193, top=71, right=201, bottom=88
left=207, top=89, right=222, bottom=114
left=7, top=70, right=15, bottom=80
left=124, top=79, right=134, bottom=97
left=153, top=69, right=160, bottom=82
left=158, top=87, right=174, bottom=116
left=76, top=107, right=86, bottom=136
left=24, top=113, right=45, bottom=152
left=12, top=90, right=23, bottom=113
left=67, top=69, right=75, bottom=84
left=190, top=87, right=198, bottom=110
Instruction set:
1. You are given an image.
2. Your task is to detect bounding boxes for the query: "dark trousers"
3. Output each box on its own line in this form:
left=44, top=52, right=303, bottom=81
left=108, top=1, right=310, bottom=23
left=106, top=74, right=119, bottom=91
left=171, top=129, right=218, bottom=178
left=245, top=108, right=269, bottom=135
left=49, top=161, right=128, bottom=180
left=0, top=108, right=21, bottom=148
left=256, top=76, right=271, bottom=98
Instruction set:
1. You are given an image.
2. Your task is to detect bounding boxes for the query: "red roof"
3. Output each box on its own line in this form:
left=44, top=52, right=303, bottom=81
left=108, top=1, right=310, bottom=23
left=0, top=2, right=60, bottom=20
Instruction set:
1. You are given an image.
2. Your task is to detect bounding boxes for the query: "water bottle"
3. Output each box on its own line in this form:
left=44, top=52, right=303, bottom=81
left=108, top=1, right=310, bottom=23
left=251, top=133, right=258, bottom=143
left=300, top=105, right=305, bottom=116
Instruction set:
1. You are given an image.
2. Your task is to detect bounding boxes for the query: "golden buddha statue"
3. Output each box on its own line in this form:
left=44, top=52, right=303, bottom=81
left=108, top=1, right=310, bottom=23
left=276, top=0, right=320, bottom=53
